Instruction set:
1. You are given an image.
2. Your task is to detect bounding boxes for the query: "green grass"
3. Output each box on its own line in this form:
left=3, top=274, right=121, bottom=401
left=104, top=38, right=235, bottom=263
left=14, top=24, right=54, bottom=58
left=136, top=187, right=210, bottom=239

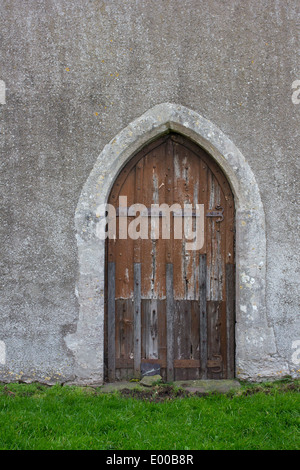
left=0, top=379, right=299, bottom=450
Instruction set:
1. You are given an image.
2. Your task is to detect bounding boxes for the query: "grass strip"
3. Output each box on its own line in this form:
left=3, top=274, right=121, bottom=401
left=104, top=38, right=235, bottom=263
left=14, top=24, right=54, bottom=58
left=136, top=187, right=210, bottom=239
left=0, top=378, right=299, bottom=450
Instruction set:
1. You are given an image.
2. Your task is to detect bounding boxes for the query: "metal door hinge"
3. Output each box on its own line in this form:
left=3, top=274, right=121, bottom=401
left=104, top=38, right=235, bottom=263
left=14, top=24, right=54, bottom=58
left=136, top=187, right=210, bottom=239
left=206, top=205, right=224, bottom=222
left=207, top=354, right=223, bottom=372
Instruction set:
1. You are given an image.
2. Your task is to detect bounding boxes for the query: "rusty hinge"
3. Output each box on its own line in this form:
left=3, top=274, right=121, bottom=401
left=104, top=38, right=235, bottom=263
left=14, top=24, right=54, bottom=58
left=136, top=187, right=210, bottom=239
left=206, top=205, right=224, bottom=222
left=207, top=354, right=223, bottom=372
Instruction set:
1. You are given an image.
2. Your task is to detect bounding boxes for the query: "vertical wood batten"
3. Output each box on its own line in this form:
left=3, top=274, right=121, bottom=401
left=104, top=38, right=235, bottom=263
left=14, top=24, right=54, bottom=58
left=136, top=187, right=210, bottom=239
left=226, top=263, right=235, bottom=379
left=134, top=262, right=141, bottom=377
left=166, top=262, right=174, bottom=382
left=199, top=254, right=207, bottom=379
left=107, top=261, right=116, bottom=381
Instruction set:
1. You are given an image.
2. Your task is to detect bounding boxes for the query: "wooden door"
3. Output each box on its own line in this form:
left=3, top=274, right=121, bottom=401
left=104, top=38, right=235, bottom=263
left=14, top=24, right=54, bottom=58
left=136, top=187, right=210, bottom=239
left=105, top=133, right=235, bottom=381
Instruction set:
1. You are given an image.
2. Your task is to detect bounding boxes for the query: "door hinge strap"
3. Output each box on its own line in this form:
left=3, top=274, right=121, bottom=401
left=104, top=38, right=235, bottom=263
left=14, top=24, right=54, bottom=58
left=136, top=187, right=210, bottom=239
left=206, top=205, right=224, bottom=222
left=207, top=354, right=223, bottom=372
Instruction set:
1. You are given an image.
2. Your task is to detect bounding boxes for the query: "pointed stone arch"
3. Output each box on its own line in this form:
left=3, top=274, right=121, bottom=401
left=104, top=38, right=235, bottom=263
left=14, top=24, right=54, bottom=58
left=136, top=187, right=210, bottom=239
left=65, top=103, right=276, bottom=384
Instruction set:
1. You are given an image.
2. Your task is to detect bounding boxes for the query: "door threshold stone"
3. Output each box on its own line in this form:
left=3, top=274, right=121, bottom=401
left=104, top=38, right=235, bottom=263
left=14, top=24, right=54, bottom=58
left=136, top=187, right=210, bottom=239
left=174, top=379, right=241, bottom=394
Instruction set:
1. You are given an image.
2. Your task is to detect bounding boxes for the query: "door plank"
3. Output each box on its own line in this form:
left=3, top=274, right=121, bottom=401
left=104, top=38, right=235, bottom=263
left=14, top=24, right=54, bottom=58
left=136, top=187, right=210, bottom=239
left=226, top=263, right=235, bottom=378
left=133, top=262, right=141, bottom=377
left=207, top=301, right=224, bottom=379
left=166, top=262, right=174, bottom=382
left=107, top=261, right=116, bottom=382
left=174, top=359, right=201, bottom=368
left=199, top=254, right=207, bottom=379
left=142, top=299, right=158, bottom=359
left=115, top=299, right=134, bottom=379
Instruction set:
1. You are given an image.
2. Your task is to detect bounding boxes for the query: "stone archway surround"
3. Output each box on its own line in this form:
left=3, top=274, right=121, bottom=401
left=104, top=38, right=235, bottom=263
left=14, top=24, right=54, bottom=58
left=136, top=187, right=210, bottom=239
left=65, top=103, right=278, bottom=385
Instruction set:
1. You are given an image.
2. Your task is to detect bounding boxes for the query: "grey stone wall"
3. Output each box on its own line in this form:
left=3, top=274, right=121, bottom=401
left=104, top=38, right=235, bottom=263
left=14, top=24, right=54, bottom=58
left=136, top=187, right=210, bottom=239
left=0, top=0, right=299, bottom=384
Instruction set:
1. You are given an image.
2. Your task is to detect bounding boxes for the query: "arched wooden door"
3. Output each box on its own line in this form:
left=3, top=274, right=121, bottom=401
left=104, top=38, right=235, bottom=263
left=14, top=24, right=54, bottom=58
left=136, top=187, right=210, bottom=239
left=105, top=133, right=235, bottom=381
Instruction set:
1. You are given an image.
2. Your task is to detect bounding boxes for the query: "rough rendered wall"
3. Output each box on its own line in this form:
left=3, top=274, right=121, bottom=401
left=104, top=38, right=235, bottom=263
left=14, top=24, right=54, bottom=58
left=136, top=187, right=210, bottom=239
left=0, top=0, right=299, bottom=384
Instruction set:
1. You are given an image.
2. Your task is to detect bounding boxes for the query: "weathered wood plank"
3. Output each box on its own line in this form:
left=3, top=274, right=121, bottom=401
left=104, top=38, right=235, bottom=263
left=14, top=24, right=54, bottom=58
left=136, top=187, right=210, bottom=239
left=133, top=158, right=144, bottom=263
left=116, top=358, right=134, bottom=368
left=157, top=300, right=167, bottom=367
left=173, top=300, right=193, bottom=381
left=133, top=262, right=141, bottom=377
left=226, top=263, right=235, bottom=378
left=207, top=301, right=223, bottom=379
left=199, top=254, right=207, bottom=379
left=141, top=358, right=167, bottom=367
left=165, top=138, right=174, bottom=265
left=190, top=300, right=200, bottom=360
left=172, top=141, right=185, bottom=299
left=142, top=299, right=158, bottom=359
left=174, top=359, right=201, bottom=368
left=166, top=263, right=174, bottom=382
left=115, top=299, right=134, bottom=367
left=107, top=261, right=116, bottom=382
left=113, top=168, right=135, bottom=299
left=152, top=143, right=167, bottom=298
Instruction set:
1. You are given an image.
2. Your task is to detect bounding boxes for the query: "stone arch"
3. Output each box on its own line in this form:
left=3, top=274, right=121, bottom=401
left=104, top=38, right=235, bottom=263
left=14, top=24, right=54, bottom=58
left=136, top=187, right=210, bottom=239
left=65, top=103, right=277, bottom=384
